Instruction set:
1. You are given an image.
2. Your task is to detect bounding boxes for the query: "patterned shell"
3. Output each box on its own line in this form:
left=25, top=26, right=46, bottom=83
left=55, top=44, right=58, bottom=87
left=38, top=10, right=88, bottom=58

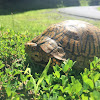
left=25, top=20, right=100, bottom=69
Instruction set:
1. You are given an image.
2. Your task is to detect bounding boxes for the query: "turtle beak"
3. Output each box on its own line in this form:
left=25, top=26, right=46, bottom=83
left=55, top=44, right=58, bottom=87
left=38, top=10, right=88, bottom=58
left=25, top=42, right=37, bottom=47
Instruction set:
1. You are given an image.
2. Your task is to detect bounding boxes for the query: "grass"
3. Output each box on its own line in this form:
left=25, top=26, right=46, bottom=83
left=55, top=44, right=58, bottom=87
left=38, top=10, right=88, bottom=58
left=0, top=9, right=71, bottom=35
left=0, top=8, right=100, bottom=34
left=97, top=6, right=100, bottom=11
left=0, top=9, right=100, bottom=33
left=79, top=0, right=89, bottom=6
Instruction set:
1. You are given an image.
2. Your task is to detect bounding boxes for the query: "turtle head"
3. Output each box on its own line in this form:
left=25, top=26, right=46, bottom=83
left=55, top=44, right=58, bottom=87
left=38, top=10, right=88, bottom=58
left=25, top=36, right=66, bottom=66
left=25, top=41, right=50, bottom=65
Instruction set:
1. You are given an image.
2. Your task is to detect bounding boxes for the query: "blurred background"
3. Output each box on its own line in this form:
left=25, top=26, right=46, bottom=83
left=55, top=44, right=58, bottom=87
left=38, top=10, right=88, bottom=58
left=0, top=0, right=100, bottom=14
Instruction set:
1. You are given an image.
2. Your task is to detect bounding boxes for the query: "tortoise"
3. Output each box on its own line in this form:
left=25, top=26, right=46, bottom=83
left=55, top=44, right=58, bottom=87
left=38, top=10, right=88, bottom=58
left=25, top=20, right=100, bottom=69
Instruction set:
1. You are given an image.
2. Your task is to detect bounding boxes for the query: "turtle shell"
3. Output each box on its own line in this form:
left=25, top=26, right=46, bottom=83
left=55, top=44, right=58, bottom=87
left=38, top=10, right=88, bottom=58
left=25, top=20, right=100, bottom=69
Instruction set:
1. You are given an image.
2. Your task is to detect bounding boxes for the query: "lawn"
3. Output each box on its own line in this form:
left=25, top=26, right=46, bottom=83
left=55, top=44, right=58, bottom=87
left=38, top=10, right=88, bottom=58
left=0, top=8, right=100, bottom=99
left=0, top=9, right=72, bottom=34
left=97, top=6, right=100, bottom=11
left=0, top=8, right=100, bottom=36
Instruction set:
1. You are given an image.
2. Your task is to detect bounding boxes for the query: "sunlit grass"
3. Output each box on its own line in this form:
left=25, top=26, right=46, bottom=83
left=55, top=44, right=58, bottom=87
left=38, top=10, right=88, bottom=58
left=0, top=9, right=68, bottom=34
left=97, top=6, right=100, bottom=11
left=79, top=0, right=89, bottom=6
left=0, top=8, right=100, bottom=39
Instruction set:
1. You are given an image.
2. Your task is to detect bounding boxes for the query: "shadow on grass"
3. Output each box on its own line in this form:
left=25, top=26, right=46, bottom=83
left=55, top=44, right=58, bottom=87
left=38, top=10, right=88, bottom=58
left=0, top=1, right=58, bottom=15
left=0, top=8, right=35, bottom=15
left=0, top=0, right=80, bottom=15
left=0, top=6, right=59, bottom=15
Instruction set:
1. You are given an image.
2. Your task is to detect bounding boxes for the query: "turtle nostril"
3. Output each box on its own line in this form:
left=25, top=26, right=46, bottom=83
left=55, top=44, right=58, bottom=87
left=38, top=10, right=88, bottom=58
left=25, top=43, right=30, bottom=47
left=28, top=45, right=30, bottom=47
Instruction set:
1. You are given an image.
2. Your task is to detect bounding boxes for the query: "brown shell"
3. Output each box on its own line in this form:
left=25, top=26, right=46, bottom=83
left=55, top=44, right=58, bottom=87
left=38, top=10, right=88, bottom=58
left=26, top=20, right=100, bottom=68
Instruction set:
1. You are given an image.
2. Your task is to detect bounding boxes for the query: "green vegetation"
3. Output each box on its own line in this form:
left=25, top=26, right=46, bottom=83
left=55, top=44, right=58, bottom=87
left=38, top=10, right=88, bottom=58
left=97, top=6, right=100, bottom=11
left=0, top=9, right=100, bottom=99
left=0, top=9, right=67, bottom=33
left=0, top=56, right=100, bottom=99
left=78, top=0, right=100, bottom=6
left=0, top=9, right=100, bottom=33
left=79, top=0, right=89, bottom=6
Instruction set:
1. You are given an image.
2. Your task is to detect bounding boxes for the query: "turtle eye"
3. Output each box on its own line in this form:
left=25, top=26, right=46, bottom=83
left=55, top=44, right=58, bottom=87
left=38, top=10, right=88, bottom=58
left=33, top=47, right=36, bottom=50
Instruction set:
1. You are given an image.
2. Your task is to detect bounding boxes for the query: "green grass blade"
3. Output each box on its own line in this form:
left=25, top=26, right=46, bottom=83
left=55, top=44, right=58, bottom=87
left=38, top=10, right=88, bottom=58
left=35, top=58, right=51, bottom=94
